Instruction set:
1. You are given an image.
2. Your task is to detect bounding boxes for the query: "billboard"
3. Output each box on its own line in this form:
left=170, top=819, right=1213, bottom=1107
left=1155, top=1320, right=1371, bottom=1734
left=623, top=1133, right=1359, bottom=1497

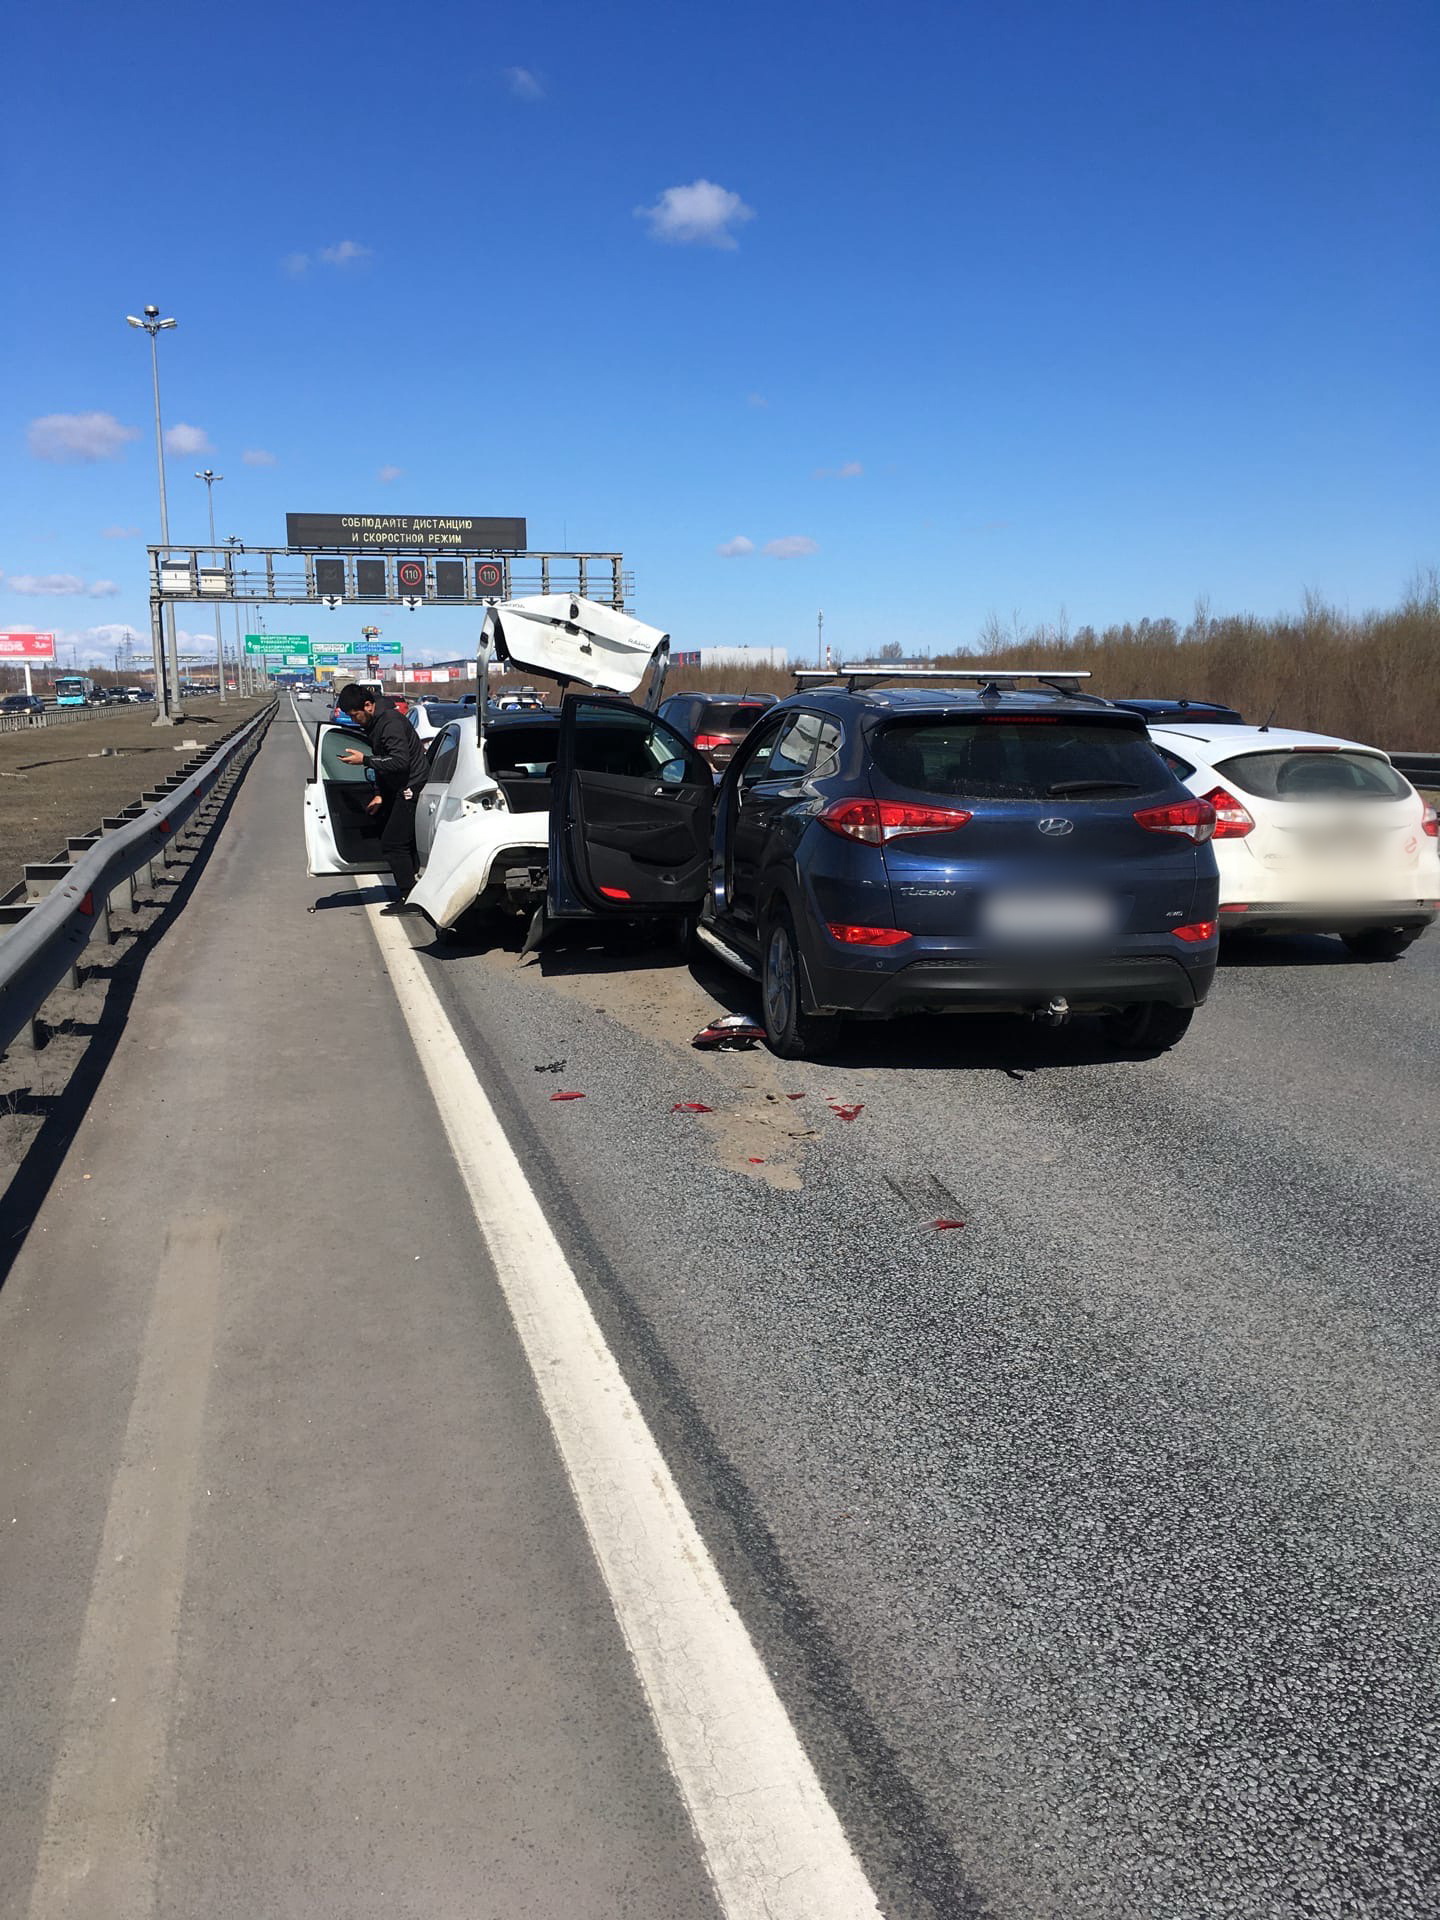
left=0, top=632, right=57, bottom=660
left=285, top=514, right=527, bottom=552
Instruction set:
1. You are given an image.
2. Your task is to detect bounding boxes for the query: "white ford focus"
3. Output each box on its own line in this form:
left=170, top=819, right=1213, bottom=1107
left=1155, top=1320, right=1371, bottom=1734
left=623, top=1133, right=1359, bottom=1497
left=1147, top=723, right=1440, bottom=959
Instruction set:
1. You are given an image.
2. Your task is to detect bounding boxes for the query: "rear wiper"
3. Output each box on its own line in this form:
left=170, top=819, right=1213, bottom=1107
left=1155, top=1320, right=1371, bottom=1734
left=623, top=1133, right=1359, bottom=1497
left=1045, top=778, right=1142, bottom=795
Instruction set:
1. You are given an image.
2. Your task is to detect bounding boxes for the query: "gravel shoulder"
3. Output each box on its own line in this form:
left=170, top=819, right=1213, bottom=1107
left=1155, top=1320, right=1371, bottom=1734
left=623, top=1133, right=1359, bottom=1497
left=0, top=698, right=272, bottom=894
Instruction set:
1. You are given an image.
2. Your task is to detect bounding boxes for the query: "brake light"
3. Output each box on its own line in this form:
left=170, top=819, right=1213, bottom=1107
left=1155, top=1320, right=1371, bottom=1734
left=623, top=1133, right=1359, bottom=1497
left=818, top=798, right=973, bottom=844
left=826, top=923, right=911, bottom=946
left=693, top=733, right=728, bottom=752
left=1424, top=801, right=1438, bottom=839
left=1172, top=920, right=1218, bottom=942
left=1133, top=797, right=1216, bottom=843
left=1201, top=785, right=1255, bottom=838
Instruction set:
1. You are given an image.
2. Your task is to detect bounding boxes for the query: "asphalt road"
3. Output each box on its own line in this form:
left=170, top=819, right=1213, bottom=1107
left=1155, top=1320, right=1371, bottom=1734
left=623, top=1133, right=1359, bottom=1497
left=3, top=702, right=1437, bottom=1918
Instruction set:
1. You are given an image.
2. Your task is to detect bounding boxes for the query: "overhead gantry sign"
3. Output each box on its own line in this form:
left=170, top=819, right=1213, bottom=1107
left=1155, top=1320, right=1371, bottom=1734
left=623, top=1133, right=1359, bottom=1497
left=148, top=546, right=632, bottom=612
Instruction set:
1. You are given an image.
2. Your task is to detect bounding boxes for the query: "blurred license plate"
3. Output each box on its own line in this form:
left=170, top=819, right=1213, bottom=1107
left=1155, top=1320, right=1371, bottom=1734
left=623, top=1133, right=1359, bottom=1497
left=981, top=890, right=1115, bottom=941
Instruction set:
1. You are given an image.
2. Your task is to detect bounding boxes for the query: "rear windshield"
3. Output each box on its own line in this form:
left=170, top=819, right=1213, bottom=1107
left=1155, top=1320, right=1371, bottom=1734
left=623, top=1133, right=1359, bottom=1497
left=698, top=701, right=773, bottom=731
left=1218, top=750, right=1411, bottom=802
left=873, top=718, right=1171, bottom=800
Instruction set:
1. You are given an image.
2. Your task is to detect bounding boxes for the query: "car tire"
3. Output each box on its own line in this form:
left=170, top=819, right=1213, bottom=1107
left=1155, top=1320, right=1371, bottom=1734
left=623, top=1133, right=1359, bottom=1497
left=760, top=904, right=828, bottom=1059
left=1341, top=927, right=1418, bottom=962
left=1099, top=1002, right=1194, bottom=1053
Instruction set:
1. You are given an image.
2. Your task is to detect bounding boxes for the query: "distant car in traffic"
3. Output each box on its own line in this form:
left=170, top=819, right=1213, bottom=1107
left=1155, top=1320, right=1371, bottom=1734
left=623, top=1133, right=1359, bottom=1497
left=656, top=692, right=779, bottom=773
left=295, top=689, right=312, bottom=702
left=1, top=693, right=45, bottom=716
left=1149, top=722, right=1440, bottom=958
left=407, top=699, right=470, bottom=744
left=1112, top=697, right=1246, bottom=727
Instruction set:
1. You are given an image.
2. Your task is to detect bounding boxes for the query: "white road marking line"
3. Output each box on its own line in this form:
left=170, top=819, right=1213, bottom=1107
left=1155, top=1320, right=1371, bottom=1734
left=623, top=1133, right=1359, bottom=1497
left=288, top=694, right=312, bottom=752
left=364, top=896, right=884, bottom=1920
left=26, top=1218, right=228, bottom=1920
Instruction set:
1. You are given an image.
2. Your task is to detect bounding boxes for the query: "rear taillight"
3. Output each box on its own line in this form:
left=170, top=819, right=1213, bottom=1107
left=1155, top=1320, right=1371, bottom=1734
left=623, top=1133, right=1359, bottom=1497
left=1172, top=920, right=1218, bottom=942
left=693, top=732, right=729, bottom=752
left=818, top=797, right=973, bottom=845
left=1201, top=786, right=1255, bottom=838
left=1423, top=801, right=1438, bottom=839
left=1133, top=796, right=1216, bottom=843
left=826, top=923, right=911, bottom=946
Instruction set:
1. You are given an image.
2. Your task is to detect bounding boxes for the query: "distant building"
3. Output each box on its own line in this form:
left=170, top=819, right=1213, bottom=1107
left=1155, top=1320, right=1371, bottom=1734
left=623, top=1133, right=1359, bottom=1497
left=689, top=646, right=789, bottom=672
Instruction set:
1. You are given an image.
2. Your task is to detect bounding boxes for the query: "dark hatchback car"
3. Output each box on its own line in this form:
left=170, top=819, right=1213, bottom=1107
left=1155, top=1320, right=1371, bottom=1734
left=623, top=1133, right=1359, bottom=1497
left=657, top=692, right=778, bottom=773
left=1, top=694, right=46, bottom=715
left=546, top=674, right=1221, bottom=1058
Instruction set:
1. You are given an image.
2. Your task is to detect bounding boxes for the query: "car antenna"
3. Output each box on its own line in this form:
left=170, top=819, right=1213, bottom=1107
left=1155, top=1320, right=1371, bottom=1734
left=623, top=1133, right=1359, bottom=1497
left=1258, top=701, right=1278, bottom=733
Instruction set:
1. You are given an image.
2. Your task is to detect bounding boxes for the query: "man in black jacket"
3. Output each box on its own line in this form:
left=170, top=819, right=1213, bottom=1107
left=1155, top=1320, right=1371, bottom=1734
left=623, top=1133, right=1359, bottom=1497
left=335, top=684, right=431, bottom=912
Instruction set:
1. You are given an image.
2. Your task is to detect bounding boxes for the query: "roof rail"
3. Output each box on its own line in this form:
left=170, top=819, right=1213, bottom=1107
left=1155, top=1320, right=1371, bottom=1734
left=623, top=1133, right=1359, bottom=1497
left=792, top=665, right=1097, bottom=698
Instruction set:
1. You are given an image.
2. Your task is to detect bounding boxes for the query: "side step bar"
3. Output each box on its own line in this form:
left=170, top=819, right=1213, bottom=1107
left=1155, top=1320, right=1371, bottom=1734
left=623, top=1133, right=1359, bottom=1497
left=694, top=921, right=759, bottom=980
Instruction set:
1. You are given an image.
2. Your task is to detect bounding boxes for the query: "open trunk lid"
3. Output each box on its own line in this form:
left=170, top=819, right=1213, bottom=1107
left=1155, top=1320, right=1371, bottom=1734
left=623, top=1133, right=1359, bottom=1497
left=483, top=595, right=668, bottom=698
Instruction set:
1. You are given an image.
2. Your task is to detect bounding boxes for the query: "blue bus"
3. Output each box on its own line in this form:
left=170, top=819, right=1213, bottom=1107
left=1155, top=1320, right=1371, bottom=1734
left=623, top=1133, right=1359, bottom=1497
left=53, top=674, right=96, bottom=707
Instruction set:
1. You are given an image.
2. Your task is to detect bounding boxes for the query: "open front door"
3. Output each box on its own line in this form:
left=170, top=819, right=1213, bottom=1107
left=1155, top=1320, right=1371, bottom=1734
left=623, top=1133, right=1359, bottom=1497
left=303, top=722, right=389, bottom=875
left=549, top=695, right=714, bottom=919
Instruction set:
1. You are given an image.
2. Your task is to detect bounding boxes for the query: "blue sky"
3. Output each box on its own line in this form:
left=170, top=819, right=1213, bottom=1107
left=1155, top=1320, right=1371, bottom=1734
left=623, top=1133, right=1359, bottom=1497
left=3, top=0, right=1436, bottom=667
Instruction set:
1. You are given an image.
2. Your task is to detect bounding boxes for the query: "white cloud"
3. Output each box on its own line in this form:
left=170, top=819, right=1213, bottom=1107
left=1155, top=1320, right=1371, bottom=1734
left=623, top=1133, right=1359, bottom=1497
left=28, top=411, right=140, bottom=463
left=504, top=65, right=544, bottom=100
left=7, top=573, right=121, bottom=597
left=49, top=623, right=148, bottom=667
left=377, top=464, right=403, bottom=483
left=763, top=535, right=819, bottom=559
left=164, top=422, right=213, bottom=455
left=636, top=179, right=755, bottom=250
left=320, top=239, right=372, bottom=266
left=814, top=460, right=863, bottom=479
left=746, top=392, right=769, bottom=408
left=284, top=252, right=310, bottom=276
left=715, top=536, right=754, bottom=558
left=242, top=448, right=277, bottom=466
left=102, top=525, right=144, bottom=538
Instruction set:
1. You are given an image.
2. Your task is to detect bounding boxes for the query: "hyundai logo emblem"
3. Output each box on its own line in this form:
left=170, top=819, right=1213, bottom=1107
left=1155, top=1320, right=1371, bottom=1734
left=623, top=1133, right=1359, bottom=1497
left=1037, top=817, right=1074, bottom=836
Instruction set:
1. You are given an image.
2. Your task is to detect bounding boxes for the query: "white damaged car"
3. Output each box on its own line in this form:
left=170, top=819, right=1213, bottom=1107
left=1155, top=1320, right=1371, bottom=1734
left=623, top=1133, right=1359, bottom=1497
left=304, top=595, right=715, bottom=936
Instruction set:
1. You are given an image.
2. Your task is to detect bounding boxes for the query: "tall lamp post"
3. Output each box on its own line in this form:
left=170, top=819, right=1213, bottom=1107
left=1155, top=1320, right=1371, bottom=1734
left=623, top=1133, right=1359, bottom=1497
left=225, top=537, right=249, bottom=695
left=125, top=305, right=183, bottom=723
left=195, top=469, right=227, bottom=703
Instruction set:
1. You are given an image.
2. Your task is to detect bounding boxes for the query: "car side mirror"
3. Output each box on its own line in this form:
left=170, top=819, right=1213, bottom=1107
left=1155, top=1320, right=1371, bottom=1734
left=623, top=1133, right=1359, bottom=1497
left=659, top=757, right=688, bottom=786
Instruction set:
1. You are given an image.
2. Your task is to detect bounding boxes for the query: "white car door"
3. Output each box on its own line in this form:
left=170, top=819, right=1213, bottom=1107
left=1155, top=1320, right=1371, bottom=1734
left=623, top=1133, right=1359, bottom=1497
left=303, top=722, right=389, bottom=875
left=415, top=723, right=463, bottom=864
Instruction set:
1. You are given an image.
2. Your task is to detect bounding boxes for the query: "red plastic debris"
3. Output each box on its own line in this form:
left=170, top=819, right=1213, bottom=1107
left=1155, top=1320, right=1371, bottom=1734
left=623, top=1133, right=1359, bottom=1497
left=785, top=1093, right=806, bottom=1101
left=932, top=1218, right=966, bottom=1231
left=671, top=1102, right=715, bottom=1113
left=550, top=1091, right=586, bottom=1102
left=747, top=1157, right=764, bottom=1164
left=828, top=1102, right=864, bottom=1123
left=692, top=1015, right=766, bottom=1050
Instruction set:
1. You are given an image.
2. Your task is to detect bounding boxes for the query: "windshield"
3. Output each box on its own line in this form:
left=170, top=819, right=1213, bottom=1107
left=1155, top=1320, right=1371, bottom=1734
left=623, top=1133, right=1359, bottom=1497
left=1218, top=750, right=1411, bottom=802
left=873, top=717, right=1172, bottom=800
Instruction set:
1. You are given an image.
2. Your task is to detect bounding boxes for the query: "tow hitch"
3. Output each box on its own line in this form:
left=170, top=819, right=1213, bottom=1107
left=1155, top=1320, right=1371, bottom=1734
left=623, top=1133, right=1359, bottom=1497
left=1035, top=995, right=1070, bottom=1027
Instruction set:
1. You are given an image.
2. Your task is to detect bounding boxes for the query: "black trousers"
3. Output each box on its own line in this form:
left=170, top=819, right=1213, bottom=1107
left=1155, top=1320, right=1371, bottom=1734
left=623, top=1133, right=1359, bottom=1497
left=378, top=784, right=422, bottom=895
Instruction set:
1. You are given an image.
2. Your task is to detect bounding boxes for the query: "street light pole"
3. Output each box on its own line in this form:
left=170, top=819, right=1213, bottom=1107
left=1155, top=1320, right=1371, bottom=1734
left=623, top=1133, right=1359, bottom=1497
left=126, top=306, right=184, bottom=723
left=226, top=537, right=249, bottom=694
left=196, top=470, right=227, bottom=703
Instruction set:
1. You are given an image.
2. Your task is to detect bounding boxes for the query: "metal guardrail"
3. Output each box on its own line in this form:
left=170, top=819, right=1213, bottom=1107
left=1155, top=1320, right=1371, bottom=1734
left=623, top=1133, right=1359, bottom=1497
left=0, top=700, right=277, bottom=1056
left=1390, top=752, right=1440, bottom=784
left=0, top=703, right=129, bottom=734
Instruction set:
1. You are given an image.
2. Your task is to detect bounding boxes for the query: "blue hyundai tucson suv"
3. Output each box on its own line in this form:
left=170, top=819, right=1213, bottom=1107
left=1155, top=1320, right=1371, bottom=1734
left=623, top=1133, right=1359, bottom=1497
left=546, top=671, right=1220, bottom=1059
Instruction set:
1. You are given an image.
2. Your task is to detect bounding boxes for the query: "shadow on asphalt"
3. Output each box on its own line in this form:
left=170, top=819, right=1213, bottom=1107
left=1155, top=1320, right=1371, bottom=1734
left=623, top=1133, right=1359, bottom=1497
left=1217, top=931, right=1378, bottom=968
left=420, top=916, right=1176, bottom=1075
left=309, top=884, right=393, bottom=911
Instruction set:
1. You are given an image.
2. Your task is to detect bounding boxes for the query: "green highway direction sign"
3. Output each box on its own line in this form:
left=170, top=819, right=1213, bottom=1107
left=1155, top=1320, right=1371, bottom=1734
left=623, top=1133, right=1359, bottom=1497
left=244, top=633, right=311, bottom=656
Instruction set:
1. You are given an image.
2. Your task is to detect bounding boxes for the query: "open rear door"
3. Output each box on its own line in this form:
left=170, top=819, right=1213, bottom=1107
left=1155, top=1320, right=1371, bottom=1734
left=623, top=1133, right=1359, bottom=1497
left=549, top=695, right=714, bottom=919
left=303, top=722, right=389, bottom=875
